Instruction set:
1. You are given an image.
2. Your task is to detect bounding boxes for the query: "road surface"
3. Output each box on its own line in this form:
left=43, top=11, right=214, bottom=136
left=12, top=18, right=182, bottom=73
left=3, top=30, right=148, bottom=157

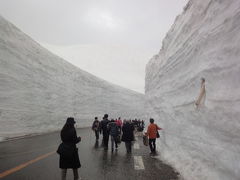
left=0, top=128, right=180, bottom=180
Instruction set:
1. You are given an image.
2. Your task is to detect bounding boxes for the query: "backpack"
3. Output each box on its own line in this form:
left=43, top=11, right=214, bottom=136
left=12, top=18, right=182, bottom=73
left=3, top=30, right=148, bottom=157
left=92, top=120, right=99, bottom=130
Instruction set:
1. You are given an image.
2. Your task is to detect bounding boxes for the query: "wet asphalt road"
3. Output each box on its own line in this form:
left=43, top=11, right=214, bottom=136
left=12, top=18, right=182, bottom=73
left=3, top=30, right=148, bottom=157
left=0, top=128, right=180, bottom=180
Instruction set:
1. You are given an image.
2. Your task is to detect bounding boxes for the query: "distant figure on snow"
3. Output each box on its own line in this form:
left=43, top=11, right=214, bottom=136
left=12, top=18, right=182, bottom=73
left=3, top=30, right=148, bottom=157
left=195, top=77, right=206, bottom=108
left=57, top=117, right=81, bottom=180
left=146, top=118, right=162, bottom=155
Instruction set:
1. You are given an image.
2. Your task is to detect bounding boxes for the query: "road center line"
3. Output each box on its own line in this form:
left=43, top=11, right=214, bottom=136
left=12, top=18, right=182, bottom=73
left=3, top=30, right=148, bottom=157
left=134, top=156, right=145, bottom=170
left=134, top=142, right=140, bottom=149
left=0, top=151, right=55, bottom=178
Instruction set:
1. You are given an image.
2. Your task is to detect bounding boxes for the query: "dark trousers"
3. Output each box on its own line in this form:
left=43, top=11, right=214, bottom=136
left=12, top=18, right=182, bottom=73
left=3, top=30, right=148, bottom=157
left=125, top=142, right=132, bottom=153
left=111, top=135, right=118, bottom=151
left=95, top=130, right=99, bottom=140
left=149, top=138, right=156, bottom=153
left=117, top=126, right=122, bottom=134
left=61, top=169, right=78, bottom=180
left=103, top=133, right=109, bottom=149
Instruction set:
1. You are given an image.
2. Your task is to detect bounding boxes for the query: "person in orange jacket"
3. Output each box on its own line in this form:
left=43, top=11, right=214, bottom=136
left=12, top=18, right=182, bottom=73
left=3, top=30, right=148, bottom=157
left=146, top=118, right=162, bottom=154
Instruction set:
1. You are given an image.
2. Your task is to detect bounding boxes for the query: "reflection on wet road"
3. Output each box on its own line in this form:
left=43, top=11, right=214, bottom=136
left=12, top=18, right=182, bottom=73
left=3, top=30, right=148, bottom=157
left=0, top=128, right=180, bottom=180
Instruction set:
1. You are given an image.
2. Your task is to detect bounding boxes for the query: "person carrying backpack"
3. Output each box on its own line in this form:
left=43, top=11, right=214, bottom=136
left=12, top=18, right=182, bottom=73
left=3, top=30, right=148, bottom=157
left=146, top=118, right=162, bottom=155
left=92, top=117, right=100, bottom=141
left=108, top=119, right=119, bottom=152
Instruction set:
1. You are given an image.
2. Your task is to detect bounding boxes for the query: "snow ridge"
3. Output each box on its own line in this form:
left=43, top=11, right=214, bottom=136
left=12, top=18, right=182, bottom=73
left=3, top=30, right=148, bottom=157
left=145, top=0, right=240, bottom=180
left=0, top=15, right=145, bottom=140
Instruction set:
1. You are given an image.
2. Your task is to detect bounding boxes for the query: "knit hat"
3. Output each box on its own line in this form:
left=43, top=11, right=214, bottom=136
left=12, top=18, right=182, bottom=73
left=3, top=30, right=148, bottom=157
left=66, top=117, right=76, bottom=124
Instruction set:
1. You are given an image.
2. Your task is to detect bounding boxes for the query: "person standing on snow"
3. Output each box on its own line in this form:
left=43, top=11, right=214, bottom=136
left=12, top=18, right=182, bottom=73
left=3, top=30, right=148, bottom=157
left=92, top=117, right=100, bottom=141
left=146, top=118, right=162, bottom=155
left=195, top=77, right=206, bottom=108
left=100, top=114, right=110, bottom=150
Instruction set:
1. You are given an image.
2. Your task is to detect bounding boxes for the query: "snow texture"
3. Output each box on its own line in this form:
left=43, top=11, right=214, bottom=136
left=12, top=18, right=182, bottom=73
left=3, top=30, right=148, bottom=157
left=0, top=15, right=145, bottom=140
left=145, top=0, right=240, bottom=180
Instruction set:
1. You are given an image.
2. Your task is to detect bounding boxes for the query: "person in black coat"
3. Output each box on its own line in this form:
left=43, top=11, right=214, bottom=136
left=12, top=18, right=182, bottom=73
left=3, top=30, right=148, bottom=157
left=108, top=119, right=119, bottom=152
left=121, top=120, right=135, bottom=153
left=100, top=114, right=110, bottom=150
left=58, top=117, right=81, bottom=180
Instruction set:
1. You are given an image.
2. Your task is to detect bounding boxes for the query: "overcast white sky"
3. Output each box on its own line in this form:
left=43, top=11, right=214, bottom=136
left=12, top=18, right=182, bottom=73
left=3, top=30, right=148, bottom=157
left=0, top=0, right=188, bottom=93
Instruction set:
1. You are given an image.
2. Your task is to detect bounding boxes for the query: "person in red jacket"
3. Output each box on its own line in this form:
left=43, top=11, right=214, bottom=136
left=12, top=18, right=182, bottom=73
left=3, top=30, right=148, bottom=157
left=146, top=118, right=162, bottom=154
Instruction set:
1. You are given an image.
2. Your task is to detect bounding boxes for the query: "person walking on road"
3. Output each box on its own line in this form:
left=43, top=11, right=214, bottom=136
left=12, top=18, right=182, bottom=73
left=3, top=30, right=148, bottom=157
left=92, top=117, right=100, bottom=141
left=146, top=118, right=162, bottom=155
left=100, top=114, right=110, bottom=150
left=115, top=117, right=123, bottom=134
left=58, top=117, right=81, bottom=180
left=108, top=119, right=119, bottom=152
left=121, top=120, right=135, bottom=153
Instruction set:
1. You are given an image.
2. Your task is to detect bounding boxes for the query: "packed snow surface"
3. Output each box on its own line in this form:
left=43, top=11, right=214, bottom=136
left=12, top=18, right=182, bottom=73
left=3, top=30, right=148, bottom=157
left=0, top=15, right=145, bottom=140
left=145, top=0, right=240, bottom=180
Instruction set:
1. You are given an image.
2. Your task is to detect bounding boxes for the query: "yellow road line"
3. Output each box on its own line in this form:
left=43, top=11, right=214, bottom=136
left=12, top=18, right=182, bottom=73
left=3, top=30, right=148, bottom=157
left=0, top=151, right=55, bottom=178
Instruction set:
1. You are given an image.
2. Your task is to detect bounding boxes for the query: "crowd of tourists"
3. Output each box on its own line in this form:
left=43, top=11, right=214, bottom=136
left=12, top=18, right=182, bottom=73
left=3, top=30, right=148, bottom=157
left=91, top=114, right=161, bottom=154
left=57, top=115, right=162, bottom=180
left=55, top=77, right=207, bottom=180
left=92, top=115, right=146, bottom=152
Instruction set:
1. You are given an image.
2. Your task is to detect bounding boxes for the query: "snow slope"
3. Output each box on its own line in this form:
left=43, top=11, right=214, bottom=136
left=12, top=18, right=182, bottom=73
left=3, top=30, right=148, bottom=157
left=145, top=0, right=240, bottom=180
left=0, top=15, right=145, bottom=140
left=41, top=43, right=156, bottom=93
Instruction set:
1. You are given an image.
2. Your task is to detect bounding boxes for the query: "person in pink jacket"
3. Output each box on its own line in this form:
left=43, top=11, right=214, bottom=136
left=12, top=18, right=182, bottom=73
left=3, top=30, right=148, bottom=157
left=115, top=117, right=123, bottom=134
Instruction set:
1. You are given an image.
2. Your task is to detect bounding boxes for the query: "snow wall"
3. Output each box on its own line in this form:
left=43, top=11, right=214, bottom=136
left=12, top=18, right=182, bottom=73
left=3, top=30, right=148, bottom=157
left=145, top=0, right=240, bottom=180
left=0, top=15, right=145, bottom=140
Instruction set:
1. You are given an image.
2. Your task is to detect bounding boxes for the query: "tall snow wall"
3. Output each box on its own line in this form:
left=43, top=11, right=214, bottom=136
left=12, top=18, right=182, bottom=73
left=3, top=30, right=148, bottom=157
left=0, top=15, right=145, bottom=140
left=145, top=0, right=240, bottom=179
